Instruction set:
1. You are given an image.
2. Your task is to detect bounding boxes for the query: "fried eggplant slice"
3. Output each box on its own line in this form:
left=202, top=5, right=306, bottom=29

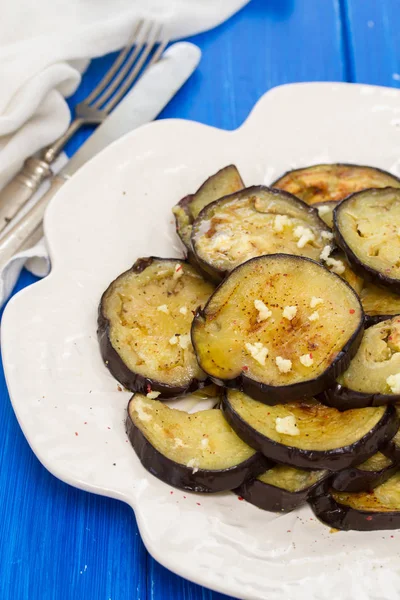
left=172, top=165, right=244, bottom=250
left=191, top=254, right=363, bottom=404
left=334, top=188, right=400, bottom=293
left=235, top=464, right=329, bottom=512
left=332, top=452, right=397, bottom=493
left=361, top=282, right=400, bottom=327
left=272, top=163, right=400, bottom=205
left=126, top=393, right=268, bottom=492
left=382, top=406, right=400, bottom=462
left=222, top=389, right=398, bottom=470
left=98, top=257, right=214, bottom=397
left=320, top=317, right=400, bottom=409
left=310, top=471, right=400, bottom=531
left=191, top=186, right=332, bottom=280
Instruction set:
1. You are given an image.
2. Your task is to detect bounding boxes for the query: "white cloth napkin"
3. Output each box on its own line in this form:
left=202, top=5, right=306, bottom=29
left=0, top=0, right=249, bottom=307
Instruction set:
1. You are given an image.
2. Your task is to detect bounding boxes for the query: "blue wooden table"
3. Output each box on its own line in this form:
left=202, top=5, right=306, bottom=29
left=1, top=1, right=399, bottom=598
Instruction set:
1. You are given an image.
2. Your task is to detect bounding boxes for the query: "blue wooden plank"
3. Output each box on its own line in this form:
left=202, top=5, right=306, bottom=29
left=342, top=0, right=400, bottom=87
left=0, top=1, right=351, bottom=599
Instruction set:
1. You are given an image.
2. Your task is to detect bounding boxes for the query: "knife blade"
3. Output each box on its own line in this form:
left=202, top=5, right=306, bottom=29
left=0, top=42, right=201, bottom=268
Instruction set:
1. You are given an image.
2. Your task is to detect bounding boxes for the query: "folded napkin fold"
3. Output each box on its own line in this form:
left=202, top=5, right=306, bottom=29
left=0, top=0, right=249, bottom=308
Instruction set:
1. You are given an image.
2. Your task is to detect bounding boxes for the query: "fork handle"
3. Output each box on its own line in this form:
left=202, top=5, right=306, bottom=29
left=0, top=158, right=53, bottom=231
left=0, top=174, right=66, bottom=268
left=40, top=118, right=84, bottom=164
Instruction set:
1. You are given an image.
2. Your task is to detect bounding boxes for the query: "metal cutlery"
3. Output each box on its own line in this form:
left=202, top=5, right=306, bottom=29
left=0, top=41, right=201, bottom=270
left=0, top=19, right=168, bottom=232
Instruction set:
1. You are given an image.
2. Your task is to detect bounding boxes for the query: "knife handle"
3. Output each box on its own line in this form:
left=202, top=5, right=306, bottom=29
left=0, top=174, right=65, bottom=269
left=0, top=157, right=53, bottom=231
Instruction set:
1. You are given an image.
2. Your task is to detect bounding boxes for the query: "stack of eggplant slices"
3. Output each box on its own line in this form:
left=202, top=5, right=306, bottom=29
left=98, top=163, right=400, bottom=532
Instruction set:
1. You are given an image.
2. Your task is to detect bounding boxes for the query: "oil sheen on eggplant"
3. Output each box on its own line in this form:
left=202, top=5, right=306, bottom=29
left=98, top=257, right=214, bottom=397
left=332, top=452, right=397, bottom=493
left=172, top=165, right=244, bottom=250
left=235, top=464, right=329, bottom=512
left=271, top=163, right=400, bottom=205
left=310, top=471, right=400, bottom=531
left=191, top=254, right=364, bottom=404
left=126, top=393, right=267, bottom=492
left=334, top=188, right=400, bottom=292
left=191, top=186, right=332, bottom=279
left=222, top=389, right=398, bottom=470
left=361, top=282, right=400, bottom=326
left=320, top=317, right=400, bottom=409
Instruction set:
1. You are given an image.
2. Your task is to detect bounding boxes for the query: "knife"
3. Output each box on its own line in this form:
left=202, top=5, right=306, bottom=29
left=0, top=42, right=201, bottom=268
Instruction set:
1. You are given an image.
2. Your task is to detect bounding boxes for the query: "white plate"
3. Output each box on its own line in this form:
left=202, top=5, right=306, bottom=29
left=3, top=83, right=400, bottom=600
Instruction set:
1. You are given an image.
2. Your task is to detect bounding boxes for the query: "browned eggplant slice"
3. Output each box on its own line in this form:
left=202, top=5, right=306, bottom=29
left=334, top=188, right=400, bottom=293
left=319, top=317, right=400, bottom=410
left=191, top=186, right=332, bottom=280
left=332, top=452, right=397, bottom=493
left=271, top=163, right=400, bottom=205
left=222, top=389, right=398, bottom=470
left=126, top=393, right=268, bottom=492
left=314, top=201, right=338, bottom=228
left=98, top=257, right=214, bottom=397
left=172, top=165, right=244, bottom=250
left=310, top=471, right=400, bottom=531
left=235, top=464, right=329, bottom=512
left=191, top=254, right=363, bottom=404
left=361, top=282, right=400, bottom=327
left=382, top=406, right=400, bottom=462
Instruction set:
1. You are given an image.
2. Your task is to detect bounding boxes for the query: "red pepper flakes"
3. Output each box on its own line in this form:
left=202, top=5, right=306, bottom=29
left=287, top=530, right=291, bottom=533
left=170, top=491, right=174, bottom=494
left=310, top=353, right=313, bottom=358
left=75, top=432, right=79, bottom=436
left=196, top=502, right=201, bottom=506
left=238, top=496, right=244, bottom=501
left=349, top=309, right=355, bottom=314
left=84, top=422, right=87, bottom=425
left=183, top=496, right=186, bottom=499
left=176, top=265, right=182, bottom=271
left=107, top=427, right=111, bottom=430
left=117, top=385, right=123, bottom=392
left=391, top=535, right=394, bottom=539
left=366, top=516, right=373, bottom=521
left=242, top=366, right=249, bottom=372
left=146, top=384, right=152, bottom=394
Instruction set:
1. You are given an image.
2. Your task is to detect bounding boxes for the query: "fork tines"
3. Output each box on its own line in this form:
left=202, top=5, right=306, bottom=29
left=83, top=20, right=169, bottom=114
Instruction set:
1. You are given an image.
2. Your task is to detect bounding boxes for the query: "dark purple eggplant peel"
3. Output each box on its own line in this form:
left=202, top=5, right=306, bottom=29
left=222, top=389, right=399, bottom=471
left=191, top=254, right=364, bottom=405
left=310, top=471, right=400, bottom=531
left=333, top=187, right=400, bottom=293
left=235, top=464, right=330, bottom=512
left=126, top=393, right=268, bottom=492
left=319, top=317, right=400, bottom=410
left=190, top=186, right=332, bottom=281
left=98, top=257, right=214, bottom=397
left=271, top=163, right=400, bottom=205
left=331, top=451, right=397, bottom=493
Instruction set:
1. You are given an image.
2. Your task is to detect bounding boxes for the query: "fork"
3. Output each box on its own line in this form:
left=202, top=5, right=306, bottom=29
left=0, top=19, right=168, bottom=232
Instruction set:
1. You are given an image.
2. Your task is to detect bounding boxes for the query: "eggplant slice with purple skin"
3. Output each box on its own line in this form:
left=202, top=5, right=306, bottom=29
left=271, top=163, right=400, bottom=205
left=361, top=282, right=400, bottom=327
left=222, top=389, right=398, bottom=470
left=191, top=254, right=364, bottom=404
left=126, top=393, right=268, bottom=493
left=382, top=406, right=400, bottom=462
left=172, top=164, right=245, bottom=251
left=98, top=257, right=214, bottom=398
left=310, top=471, right=400, bottom=531
left=235, top=464, right=329, bottom=512
left=190, top=186, right=333, bottom=281
left=333, top=187, right=400, bottom=293
left=319, top=317, right=400, bottom=410
left=332, top=452, right=397, bottom=493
